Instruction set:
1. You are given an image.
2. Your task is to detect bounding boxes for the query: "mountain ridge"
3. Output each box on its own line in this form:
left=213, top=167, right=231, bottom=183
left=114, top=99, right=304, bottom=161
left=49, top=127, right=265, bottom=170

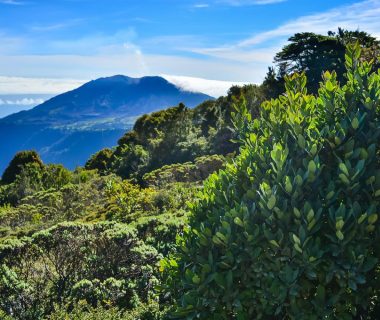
left=0, top=75, right=213, bottom=172
left=0, top=75, right=213, bottom=126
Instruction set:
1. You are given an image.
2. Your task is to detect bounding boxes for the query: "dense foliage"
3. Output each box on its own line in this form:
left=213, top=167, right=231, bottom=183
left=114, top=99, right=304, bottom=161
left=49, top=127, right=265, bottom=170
left=0, top=222, right=159, bottom=319
left=2, top=151, right=44, bottom=185
left=2, top=29, right=380, bottom=319
left=163, top=43, right=380, bottom=319
left=143, top=155, right=226, bottom=187
left=86, top=85, right=265, bottom=182
left=266, top=28, right=380, bottom=95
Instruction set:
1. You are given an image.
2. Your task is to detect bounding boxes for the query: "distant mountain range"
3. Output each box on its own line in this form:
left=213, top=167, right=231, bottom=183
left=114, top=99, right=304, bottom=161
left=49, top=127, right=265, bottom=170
left=0, top=75, right=213, bottom=173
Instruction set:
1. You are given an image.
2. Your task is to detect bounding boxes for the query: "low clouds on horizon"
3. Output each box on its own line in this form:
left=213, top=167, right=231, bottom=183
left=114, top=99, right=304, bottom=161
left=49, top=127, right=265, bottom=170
left=0, top=0, right=380, bottom=95
left=0, top=97, right=45, bottom=106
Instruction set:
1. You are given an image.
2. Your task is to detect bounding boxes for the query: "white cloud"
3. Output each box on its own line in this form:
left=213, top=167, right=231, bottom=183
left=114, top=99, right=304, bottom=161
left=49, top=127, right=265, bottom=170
left=0, top=31, right=26, bottom=54
left=1, top=0, right=380, bottom=94
left=162, top=74, right=248, bottom=97
left=0, top=71, right=252, bottom=99
left=219, top=0, right=286, bottom=5
left=0, top=73, right=250, bottom=100
left=238, top=0, right=380, bottom=47
left=188, top=45, right=281, bottom=63
left=253, top=0, right=286, bottom=3
left=0, top=76, right=86, bottom=94
left=0, top=97, right=45, bottom=105
left=0, top=50, right=262, bottom=87
left=30, top=19, right=84, bottom=32
left=0, top=0, right=24, bottom=5
left=193, top=3, right=210, bottom=8
left=185, top=0, right=380, bottom=66
left=47, top=28, right=138, bottom=55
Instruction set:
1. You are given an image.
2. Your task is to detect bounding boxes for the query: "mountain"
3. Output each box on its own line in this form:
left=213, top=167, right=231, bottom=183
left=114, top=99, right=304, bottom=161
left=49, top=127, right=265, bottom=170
left=1, top=75, right=212, bottom=126
left=0, top=75, right=213, bottom=174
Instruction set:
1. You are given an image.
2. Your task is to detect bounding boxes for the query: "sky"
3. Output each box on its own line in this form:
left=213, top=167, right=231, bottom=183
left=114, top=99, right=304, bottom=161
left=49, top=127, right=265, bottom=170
left=0, top=0, right=380, bottom=106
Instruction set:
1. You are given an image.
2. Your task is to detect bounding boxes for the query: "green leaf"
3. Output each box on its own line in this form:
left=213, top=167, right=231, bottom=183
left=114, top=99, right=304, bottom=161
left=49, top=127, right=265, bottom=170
left=336, top=230, right=344, bottom=241
left=339, top=173, right=350, bottom=184
left=270, top=239, right=280, bottom=247
left=294, top=243, right=303, bottom=253
left=285, top=176, right=293, bottom=193
left=307, top=209, right=315, bottom=222
left=295, top=175, right=303, bottom=186
left=335, top=219, right=344, bottom=230
left=339, top=163, right=349, bottom=176
left=368, top=214, right=378, bottom=224
left=358, top=213, right=367, bottom=224
left=192, top=274, right=200, bottom=284
left=292, top=234, right=301, bottom=245
left=308, top=160, right=316, bottom=173
left=297, top=134, right=306, bottom=149
left=267, top=195, right=276, bottom=210
left=351, top=117, right=359, bottom=129
left=326, top=190, right=335, bottom=200
left=326, top=81, right=335, bottom=92
left=234, top=217, right=244, bottom=227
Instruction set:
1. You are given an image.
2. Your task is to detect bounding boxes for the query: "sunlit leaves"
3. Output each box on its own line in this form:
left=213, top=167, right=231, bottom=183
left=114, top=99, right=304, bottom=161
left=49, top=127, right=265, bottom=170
left=166, top=43, right=380, bottom=319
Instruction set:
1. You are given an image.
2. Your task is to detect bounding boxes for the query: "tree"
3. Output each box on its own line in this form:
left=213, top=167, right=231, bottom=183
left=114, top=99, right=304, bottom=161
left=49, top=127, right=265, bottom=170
left=271, top=29, right=380, bottom=94
left=163, top=44, right=380, bottom=319
left=2, top=151, right=43, bottom=184
left=112, top=144, right=150, bottom=181
left=85, top=148, right=113, bottom=173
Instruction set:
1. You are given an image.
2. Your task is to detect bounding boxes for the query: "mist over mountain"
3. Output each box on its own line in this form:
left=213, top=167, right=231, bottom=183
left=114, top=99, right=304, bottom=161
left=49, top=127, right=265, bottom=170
left=0, top=75, right=213, bottom=173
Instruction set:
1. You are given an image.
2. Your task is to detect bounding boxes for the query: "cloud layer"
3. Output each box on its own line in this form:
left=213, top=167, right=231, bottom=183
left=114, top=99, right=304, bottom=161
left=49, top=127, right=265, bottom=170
left=0, top=97, right=45, bottom=105
left=1, top=0, right=380, bottom=96
left=162, top=74, right=248, bottom=97
left=0, top=76, right=86, bottom=94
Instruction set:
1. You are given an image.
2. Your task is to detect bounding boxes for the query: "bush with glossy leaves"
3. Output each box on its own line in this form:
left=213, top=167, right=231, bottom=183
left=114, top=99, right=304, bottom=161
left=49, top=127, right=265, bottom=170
left=163, top=43, right=380, bottom=319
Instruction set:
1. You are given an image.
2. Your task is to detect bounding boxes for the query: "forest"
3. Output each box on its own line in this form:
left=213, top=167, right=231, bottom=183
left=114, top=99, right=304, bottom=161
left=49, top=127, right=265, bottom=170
left=1, top=29, right=380, bottom=319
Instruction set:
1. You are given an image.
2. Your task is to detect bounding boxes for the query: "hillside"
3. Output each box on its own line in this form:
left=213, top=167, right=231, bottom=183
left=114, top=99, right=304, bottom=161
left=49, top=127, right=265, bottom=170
left=0, top=76, right=213, bottom=173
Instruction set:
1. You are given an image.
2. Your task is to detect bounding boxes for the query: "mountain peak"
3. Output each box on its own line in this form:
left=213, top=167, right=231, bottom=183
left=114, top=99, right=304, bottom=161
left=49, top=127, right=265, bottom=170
left=1, top=75, right=213, bottom=126
left=0, top=75, right=213, bottom=172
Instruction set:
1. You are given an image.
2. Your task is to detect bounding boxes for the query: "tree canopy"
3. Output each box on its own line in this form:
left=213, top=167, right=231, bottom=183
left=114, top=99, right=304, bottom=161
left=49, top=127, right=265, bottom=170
left=270, top=28, right=380, bottom=94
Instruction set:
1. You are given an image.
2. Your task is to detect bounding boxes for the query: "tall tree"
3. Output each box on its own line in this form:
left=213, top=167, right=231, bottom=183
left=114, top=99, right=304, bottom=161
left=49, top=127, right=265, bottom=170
left=269, top=28, right=380, bottom=94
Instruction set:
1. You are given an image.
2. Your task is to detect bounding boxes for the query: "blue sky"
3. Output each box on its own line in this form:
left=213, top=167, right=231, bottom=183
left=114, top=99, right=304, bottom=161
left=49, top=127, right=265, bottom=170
left=0, top=0, right=379, bottom=98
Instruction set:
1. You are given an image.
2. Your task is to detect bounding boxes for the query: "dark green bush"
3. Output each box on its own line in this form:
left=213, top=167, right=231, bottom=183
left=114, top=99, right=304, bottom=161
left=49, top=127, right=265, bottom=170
left=163, top=44, right=380, bottom=319
left=85, top=148, right=114, bottom=173
left=143, top=155, right=225, bottom=187
left=1, top=150, right=43, bottom=185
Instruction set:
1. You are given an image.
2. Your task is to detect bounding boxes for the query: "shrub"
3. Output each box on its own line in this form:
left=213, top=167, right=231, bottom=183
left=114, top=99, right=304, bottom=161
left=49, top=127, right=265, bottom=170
left=2, top=151, right=43, bottom=184
left=0, top=222, right=159, bottom=319
left=163, top=44, right=380, bottom=319
left=143, top=155, right=225, bottom=187
left=48, top=300, right=169, bottom=320
left=85, top=148, right=113, bottom=173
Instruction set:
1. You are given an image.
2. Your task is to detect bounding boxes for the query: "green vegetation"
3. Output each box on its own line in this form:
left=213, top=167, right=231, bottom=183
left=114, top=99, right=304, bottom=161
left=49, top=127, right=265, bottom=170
left=86, top=85, right=265, bottom=182
left=143, top=155, right=226, bottom=187
left=1, top=29, right=380, bottom=319
left=0, top=222, right=159, bottom=319
left=2, top=151, right=44, bottom=185
left=264, top=28, right=380, bottom=96
left=163, top=43, right=380, bottom=319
